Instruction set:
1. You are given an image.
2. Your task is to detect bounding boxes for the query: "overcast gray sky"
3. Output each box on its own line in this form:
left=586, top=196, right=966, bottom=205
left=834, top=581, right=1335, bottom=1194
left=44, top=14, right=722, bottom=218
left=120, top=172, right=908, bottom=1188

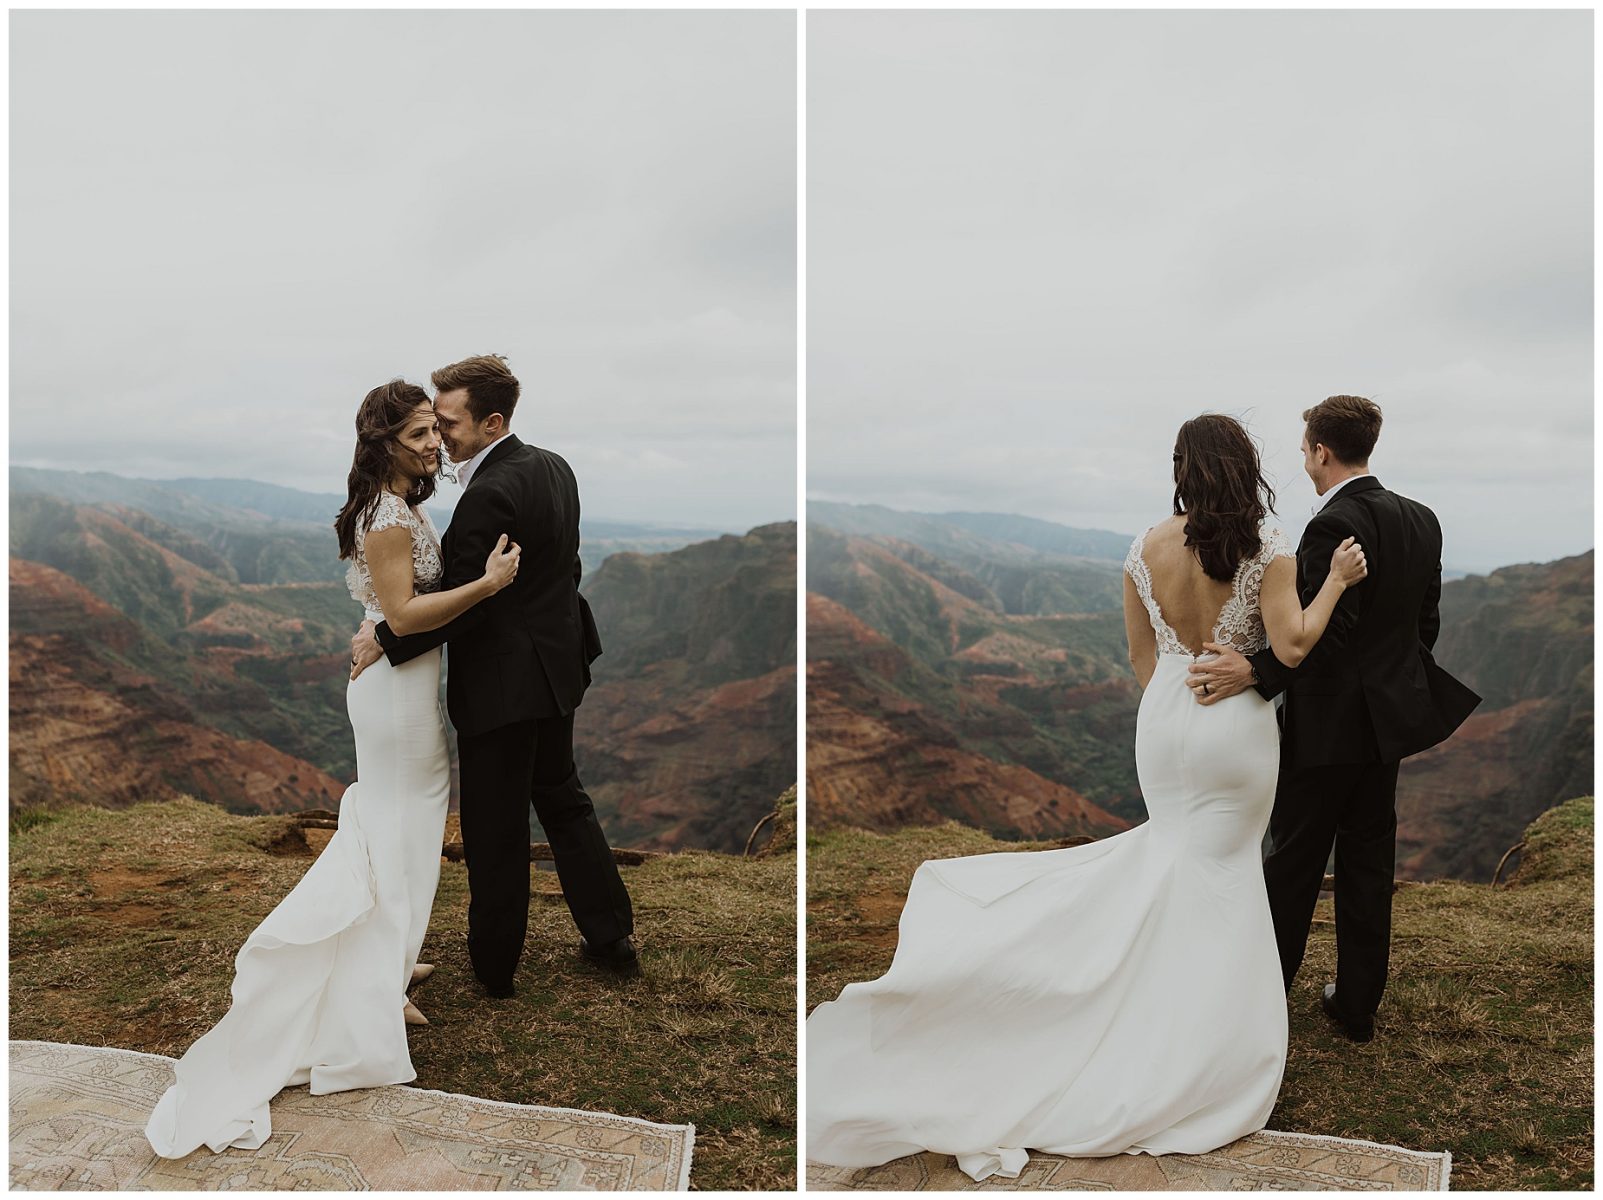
left=809, top=10, right=1591, bottom=573
left=12, top=10, right=795, bottom=532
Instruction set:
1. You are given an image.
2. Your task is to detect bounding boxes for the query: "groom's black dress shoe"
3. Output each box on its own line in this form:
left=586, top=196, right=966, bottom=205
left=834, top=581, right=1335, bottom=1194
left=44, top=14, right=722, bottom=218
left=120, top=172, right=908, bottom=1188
left=1321, top=983, right=1374, bottom=1043
left=479, top=978, right=516, bottom=999
left=580, top=935, right=640, bottom=975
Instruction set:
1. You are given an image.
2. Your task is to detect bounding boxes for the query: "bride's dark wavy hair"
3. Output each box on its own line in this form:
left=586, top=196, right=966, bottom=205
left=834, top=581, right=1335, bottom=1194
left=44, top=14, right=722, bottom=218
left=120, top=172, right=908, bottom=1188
left=334, top=380, right=439, bottom=561
left=1171, top=414, right=1277, bottom=583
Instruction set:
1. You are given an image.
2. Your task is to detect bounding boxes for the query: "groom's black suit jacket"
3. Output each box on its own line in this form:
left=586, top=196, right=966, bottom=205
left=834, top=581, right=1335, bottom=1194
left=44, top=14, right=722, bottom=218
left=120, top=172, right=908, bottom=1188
left=1248, top=476, right=1479, bottom=766
left=374, top=434, right=602, bottom=738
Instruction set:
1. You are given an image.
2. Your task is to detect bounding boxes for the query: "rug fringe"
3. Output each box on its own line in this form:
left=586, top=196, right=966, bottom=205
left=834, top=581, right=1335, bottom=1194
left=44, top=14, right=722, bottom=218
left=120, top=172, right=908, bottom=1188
left=1256, top=1127, right=1451, bottom=1164
left=677, top=1126, right=697, bottom=1192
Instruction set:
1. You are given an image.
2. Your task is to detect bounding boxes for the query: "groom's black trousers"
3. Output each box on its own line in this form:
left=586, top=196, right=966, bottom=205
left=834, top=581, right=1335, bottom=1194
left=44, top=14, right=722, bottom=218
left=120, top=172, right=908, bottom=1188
left=1263, top=757, right=1401, bottom=1020
left=456, top=712, right=635, bottom=990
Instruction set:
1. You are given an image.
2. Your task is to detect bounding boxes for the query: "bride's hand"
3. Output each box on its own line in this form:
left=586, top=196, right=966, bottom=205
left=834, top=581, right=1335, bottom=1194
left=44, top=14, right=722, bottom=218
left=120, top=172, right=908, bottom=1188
left=484, top=534, right=521, bottom=593
left=1330, top=536, right=1368, bottom=588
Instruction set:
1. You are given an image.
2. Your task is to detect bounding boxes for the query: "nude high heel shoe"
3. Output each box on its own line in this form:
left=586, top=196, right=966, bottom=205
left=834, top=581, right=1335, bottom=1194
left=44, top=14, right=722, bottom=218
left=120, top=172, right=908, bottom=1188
left=410, top=962, right=435, bottom=986
left=403, top=999, right=429, bottom=1026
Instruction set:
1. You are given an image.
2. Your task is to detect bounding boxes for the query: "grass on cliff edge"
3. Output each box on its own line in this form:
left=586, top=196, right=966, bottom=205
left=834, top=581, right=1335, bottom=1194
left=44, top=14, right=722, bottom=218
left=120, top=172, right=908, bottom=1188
left=807, top=797, right=1594, bottom=1191
left=10, top=794, right=796, bottom=1191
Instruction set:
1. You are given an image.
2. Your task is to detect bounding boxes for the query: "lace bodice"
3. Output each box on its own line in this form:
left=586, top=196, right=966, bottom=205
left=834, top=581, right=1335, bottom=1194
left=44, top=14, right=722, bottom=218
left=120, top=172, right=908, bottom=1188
left=1123, top=521, right=1293, bottom=657
left=345, top=491, right=444, bottom=621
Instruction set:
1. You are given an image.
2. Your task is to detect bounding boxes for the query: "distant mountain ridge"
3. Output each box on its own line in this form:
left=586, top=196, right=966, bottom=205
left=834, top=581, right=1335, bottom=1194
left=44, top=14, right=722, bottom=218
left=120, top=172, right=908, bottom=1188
left=10, top=466, right=733, bottom=568
left=11, top=468, right=347, bottom=585
left=808, top=503, right=1127, bottom=616
left=155, top=476, right=349, bottom=525
left=808, top=501, right=1132, bottom=562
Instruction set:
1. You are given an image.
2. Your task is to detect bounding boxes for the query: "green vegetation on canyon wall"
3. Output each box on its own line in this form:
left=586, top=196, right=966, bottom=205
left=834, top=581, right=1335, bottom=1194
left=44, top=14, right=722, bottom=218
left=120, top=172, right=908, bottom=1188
left=580, top=522, right=798, bottom=852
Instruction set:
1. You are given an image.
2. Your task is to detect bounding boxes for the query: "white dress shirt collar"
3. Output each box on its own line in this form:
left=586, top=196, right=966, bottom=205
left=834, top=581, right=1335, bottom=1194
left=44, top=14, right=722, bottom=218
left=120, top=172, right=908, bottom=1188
left=1311, top=471, right=1372, bottom=516
left=456, top=432, right=513, bottom=489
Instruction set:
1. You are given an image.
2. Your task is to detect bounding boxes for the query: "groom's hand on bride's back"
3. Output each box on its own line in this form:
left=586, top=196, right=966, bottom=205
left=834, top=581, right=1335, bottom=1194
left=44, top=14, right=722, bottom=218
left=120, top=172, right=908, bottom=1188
left=1187, top=644, right=1255, bottom=706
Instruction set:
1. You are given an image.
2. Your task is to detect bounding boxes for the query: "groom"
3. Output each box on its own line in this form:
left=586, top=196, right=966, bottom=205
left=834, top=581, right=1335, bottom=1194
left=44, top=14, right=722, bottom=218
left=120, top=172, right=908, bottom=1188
left=350, top=354, right=637, bottom=993
left=1186, top=395, right=1479, bottom=1041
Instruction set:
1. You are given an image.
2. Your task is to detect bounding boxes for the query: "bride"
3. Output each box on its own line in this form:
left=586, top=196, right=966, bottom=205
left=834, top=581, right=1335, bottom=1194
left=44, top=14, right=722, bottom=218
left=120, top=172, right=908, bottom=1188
left=806, top=413, right=1369, bottom=1181
left=145, top=379, right=522, bottom=1158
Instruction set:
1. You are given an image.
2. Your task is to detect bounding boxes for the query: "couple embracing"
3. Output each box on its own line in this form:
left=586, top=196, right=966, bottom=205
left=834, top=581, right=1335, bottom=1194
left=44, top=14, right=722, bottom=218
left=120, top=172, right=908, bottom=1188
left=146, top=355, right=637, bottom=1158
left=808, top=394, right=1481, bottom=1180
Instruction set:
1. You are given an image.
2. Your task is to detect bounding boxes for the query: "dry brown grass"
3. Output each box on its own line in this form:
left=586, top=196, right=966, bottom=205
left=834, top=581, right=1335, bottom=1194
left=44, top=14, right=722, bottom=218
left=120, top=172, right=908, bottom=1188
left=807, top=799, right=1593, bottom=1191
left=10, top=796, right=796, bottom=1190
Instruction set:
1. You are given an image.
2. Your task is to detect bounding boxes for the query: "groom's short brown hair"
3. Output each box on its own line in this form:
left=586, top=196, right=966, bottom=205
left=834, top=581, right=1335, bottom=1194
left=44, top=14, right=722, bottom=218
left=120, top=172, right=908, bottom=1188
left=433, top=354, right=520, bottom=425
left=1302, top=394, right=1382, bottom=465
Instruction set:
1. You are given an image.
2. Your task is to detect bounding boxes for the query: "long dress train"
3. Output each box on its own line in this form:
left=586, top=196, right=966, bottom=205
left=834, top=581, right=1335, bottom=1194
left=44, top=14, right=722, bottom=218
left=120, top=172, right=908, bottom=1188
left=146, top=495, right=450, bottom=1157
left=806, top=522, right=1292, bottom=1181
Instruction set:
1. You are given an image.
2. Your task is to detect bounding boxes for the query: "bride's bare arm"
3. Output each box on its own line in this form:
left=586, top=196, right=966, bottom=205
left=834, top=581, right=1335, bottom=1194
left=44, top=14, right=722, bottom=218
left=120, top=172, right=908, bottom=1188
left=1123, top=571, right=1158, bottom=688
left=1257, top=536, right=1368, bottom=668
left=365, top=524, right=520, bottom=638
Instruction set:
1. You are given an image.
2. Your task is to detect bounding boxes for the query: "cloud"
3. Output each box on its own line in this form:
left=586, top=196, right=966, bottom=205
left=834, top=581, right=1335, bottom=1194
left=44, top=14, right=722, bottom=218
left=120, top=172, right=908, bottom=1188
left=10, top=10, right=796, bottom=533
left=807, top=10, right=1591, bottom=572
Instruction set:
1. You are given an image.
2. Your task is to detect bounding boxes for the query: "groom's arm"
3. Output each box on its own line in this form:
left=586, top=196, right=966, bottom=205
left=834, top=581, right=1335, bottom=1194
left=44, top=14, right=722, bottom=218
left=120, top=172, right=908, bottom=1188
left=1419, top=566, right=1442, bottom=652
left=374, top=485, right=515, bottom=666
left=1247, top=645, right=1290, bottom=701
left=1418, top=512, right=1444, bottom=652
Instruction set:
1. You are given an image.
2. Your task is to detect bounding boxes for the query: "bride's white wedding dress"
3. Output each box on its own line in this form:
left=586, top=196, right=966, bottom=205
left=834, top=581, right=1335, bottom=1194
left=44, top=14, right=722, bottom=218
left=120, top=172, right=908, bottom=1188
left=806, top=521, right=1295, bottom=1182
left=146, top=492, right=451, bottom=1158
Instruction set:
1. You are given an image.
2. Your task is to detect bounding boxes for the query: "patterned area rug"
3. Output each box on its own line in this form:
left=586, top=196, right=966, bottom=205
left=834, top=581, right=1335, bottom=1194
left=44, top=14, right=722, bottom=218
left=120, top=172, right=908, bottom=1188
left=11, top=1041, right=694, bottom=1191
left=807, top=1130, right=1451, bottom=1191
